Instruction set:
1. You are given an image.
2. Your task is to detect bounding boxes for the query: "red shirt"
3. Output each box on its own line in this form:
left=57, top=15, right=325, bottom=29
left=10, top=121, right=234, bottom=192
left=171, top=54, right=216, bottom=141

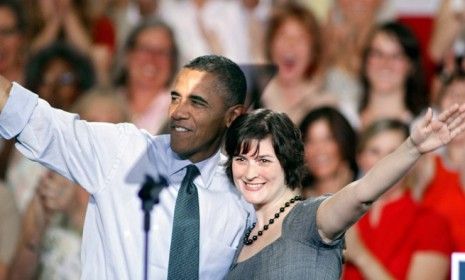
left=342, top=191, right=453, bottom=280
left=92, top=16, right=116, bottom=53
left=421, top=155, right=465, bottom=251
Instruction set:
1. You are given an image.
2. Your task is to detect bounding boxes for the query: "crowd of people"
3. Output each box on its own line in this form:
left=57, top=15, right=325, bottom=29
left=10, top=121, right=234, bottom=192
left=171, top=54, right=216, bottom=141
left=0, top=0, right=464, bottom=279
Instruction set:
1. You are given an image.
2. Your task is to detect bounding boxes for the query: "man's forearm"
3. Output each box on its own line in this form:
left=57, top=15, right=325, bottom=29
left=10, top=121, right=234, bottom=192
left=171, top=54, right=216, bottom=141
left=0, top=76, right=13, bottom=113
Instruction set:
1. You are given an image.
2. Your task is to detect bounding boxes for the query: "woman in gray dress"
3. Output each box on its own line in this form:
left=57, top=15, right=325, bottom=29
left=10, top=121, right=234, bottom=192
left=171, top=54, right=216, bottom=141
left=224, top=105, right=465, bottom=279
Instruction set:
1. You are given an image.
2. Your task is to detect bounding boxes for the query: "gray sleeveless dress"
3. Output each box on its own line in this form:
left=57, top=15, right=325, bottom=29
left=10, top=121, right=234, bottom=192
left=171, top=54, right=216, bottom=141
left=225, top=196, right=344, bottom=280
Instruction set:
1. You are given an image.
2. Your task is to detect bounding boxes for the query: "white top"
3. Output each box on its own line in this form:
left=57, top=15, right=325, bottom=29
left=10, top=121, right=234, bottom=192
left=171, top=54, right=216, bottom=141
left=0, top=83, right=251, bottom=279
left=160, top=0, right=251, bottom=65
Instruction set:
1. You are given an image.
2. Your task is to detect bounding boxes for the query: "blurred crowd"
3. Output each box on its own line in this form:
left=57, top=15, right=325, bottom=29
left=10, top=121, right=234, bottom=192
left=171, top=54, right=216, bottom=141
left=0, top=0, right=464, bottom=279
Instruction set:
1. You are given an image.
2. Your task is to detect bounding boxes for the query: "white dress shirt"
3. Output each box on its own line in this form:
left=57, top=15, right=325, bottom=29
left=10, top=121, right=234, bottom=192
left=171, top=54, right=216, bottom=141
left=0, top=83, right=251, bottom=279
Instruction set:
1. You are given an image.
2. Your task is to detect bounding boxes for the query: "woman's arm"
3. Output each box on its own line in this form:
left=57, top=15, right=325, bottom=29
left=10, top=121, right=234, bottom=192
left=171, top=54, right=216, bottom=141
left=429, top=0, right=464, bottom=63
left=406, top=253, right=449, bottom=280
left=8, top=196, right=46, bottom=280
left=317, top=105, right=465, bottom=241
left=29, top=17, right=61, bottom=54
left=62, top=8, right=92, bottom=54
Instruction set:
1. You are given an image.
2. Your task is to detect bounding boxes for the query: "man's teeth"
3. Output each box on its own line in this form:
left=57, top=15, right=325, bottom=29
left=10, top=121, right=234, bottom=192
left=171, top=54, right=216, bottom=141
left=175, top=126, right=188, bottom=132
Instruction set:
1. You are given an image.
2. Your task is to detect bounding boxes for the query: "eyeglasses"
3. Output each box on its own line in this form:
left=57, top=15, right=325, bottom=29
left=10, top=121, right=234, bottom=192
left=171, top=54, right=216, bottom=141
left=132, top=45, right=172, bottom=58
left=57, top=72, right=77, bottom=86
left=42, top=72, right=77, bottom=87
left=368, top=48, right=406, bottom=62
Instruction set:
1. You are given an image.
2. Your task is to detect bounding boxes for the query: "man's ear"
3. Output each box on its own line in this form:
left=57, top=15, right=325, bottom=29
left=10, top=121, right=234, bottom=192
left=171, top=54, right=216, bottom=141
left=225, top=105, right=246, bottom=127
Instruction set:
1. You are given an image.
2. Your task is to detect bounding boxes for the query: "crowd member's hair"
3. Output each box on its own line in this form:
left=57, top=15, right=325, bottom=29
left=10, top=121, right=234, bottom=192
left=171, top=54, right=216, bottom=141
left=360, top=21, right=428, bottom=115
left=299, top=106, right=358, bottom=187
left=184, top=55, right=247, bottom=107
left=119, top=18, right=179, bottom=86
left=264, top=2, right=321, bottom=79
left=435, top=70, right=465, bottom=106
left=25, top=42, right=95, bottom=93
left=357, top=119, right=409, bottom=154
left=225, top=109, right=305, bottom=190
left=71, top=87, right=130, bottom=122
left=0, top=0, right=26, bottom=34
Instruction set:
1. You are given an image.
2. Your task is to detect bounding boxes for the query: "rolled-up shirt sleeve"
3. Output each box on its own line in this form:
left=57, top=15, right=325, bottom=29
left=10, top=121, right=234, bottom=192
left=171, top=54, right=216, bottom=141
left=0, top=82, right=140, bottom=195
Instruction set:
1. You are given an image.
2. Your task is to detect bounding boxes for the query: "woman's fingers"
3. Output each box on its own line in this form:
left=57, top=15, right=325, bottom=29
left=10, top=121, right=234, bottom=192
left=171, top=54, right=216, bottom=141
left=438, top=103, right=459, bottom=123
left=451, top=122, right=465, bottom=139
left=419, top=107, right=433, bottom=129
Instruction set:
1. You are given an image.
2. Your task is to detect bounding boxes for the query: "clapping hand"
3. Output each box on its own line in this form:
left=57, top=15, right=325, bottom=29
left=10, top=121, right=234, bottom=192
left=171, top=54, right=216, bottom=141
left=37, top=171, right=77, bottom=216
left=343, top=226, right=368, bottom=266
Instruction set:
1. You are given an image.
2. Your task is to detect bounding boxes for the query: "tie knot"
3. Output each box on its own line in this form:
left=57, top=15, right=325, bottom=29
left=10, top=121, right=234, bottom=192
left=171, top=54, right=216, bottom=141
left=185, top=164, right=200, bottom=181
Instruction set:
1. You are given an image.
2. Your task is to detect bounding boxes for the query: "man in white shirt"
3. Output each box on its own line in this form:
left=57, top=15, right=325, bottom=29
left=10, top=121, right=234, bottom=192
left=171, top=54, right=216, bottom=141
left=0, top=55, right=250, bottom=279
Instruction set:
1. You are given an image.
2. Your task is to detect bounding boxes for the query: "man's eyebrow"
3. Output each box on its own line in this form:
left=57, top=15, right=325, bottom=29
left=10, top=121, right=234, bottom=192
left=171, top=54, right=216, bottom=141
left=190, top=94, right=209, bottom=105
left=169, top=91, right=210, bottom=106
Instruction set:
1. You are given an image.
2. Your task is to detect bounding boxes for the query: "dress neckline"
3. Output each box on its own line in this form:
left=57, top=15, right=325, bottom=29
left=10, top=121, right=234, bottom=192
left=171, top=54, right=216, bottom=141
left=232, top=200, right=304, bottom=265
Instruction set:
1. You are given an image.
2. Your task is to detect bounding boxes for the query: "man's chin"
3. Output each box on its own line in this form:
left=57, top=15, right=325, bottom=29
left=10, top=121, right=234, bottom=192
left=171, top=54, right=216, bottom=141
left=170, top=143, right=191, bottom=159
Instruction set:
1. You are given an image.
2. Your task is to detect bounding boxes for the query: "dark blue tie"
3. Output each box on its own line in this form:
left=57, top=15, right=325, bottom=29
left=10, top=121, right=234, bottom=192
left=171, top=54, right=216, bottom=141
left=167, top=164, right=200, bottom=280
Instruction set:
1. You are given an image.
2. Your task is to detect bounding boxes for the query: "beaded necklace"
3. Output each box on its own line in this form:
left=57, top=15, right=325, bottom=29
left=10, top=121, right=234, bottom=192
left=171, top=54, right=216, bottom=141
left=243, top=195, right=303, bottom=245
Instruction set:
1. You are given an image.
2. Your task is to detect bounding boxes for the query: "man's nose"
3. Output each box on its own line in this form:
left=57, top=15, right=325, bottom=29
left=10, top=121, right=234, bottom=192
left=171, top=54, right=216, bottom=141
left=170, top=100, right=189, bottom=119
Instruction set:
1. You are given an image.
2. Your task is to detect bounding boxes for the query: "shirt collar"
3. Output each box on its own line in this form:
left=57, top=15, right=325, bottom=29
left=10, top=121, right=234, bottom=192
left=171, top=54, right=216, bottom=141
left=168, top=148, right=222, bottom=190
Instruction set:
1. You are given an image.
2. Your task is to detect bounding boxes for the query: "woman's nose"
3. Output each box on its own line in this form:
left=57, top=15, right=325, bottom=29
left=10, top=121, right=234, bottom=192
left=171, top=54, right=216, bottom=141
left=245, top=163, right=258, bottom=180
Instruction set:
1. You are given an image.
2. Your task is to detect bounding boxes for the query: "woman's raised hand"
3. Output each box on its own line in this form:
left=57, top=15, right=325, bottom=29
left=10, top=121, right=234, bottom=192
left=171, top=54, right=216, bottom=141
left=410, top=105, right=465, bottom=154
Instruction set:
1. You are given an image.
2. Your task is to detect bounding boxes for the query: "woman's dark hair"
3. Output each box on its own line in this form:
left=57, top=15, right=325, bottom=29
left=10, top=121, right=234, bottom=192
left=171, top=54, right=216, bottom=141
left=25, top=42, right=95, bottom=93
left=225, top=109, right=305, bottom=189
left=265, top=2, right=321, bottom=79
left=359, top=21, right=428, bottom=116
left=298, top=106, right=358, bottom=187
